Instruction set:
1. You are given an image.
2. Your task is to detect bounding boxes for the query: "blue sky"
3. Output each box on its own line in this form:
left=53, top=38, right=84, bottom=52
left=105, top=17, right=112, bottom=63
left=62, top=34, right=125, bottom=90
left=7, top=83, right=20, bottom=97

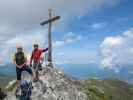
left=53, top=0, right=133, bottom=65
left=0, top=0, right=132, bottom=70
left=66, top=0, right=133, bottom=47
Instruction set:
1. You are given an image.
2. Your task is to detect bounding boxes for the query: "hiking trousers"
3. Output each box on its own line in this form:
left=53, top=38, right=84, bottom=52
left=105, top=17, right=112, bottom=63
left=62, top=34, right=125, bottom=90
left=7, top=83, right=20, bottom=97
left=16, top=64, right=33, bottom=81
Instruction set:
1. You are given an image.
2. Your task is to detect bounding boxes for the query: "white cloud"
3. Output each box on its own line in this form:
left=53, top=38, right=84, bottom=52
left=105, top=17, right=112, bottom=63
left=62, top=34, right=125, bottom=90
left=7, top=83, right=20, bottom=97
left=100, top=28, right=133, bottom=70
left=0, top=0, right=119, bottom=42
left=0, top=57, right=4, bottom=65
left=0, top=30, right=48, bottom=63
left=92, top=22, right=107, bottom=29
left=53, top=32, right=82, bottom=47
left=102, top=36, right=123, bottom=46
left=6, top=31, right=47, bottom=48
left=0, top=0, right=119, bottom=64
left=54, top=51, right=97, bottom=64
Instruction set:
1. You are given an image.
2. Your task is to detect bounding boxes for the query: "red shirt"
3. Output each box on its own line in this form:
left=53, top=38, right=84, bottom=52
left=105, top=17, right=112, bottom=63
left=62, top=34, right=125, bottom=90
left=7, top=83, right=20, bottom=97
left=30, top=48, right=48, bottom=64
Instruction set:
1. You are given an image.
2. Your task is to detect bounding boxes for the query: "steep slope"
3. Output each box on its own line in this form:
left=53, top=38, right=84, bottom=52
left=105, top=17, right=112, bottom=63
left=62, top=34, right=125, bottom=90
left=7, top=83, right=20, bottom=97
left=6, top=66, right=87, bottom=100
left=5, top=66, right=133, bottom=100
left=81, top=78, right=133, bottom=100
left=0, top=74, right=14, bottom=89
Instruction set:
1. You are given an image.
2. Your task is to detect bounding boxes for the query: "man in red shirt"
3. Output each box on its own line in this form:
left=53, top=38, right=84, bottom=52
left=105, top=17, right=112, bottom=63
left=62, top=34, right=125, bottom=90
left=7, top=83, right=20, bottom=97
left=30, top=44, right=48, bottom=82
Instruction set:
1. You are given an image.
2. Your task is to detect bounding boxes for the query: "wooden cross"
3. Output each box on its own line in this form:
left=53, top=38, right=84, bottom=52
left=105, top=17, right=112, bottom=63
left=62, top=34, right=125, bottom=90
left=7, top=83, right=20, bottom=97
left=40, top=9, right=60, bottom=67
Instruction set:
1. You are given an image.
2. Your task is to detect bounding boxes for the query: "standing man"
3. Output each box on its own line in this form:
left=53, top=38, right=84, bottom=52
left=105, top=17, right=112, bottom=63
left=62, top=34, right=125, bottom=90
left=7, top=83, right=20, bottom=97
left=13, top=45, right=33, bottom=95
left=30, top=44, right=48, bottom=82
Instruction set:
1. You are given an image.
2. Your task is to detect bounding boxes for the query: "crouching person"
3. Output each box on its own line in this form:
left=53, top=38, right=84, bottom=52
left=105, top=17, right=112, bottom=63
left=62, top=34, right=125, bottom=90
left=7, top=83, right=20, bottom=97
left=19, top=80, right=32, bottom=100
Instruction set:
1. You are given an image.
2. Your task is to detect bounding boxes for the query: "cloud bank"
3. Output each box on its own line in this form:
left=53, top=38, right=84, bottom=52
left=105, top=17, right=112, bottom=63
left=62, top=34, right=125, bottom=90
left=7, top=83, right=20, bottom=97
left=0, top=0, right=119, bottom=64
left=53, top=32, right=82, bottom=47
left=100, top=28, right=133, bottom=70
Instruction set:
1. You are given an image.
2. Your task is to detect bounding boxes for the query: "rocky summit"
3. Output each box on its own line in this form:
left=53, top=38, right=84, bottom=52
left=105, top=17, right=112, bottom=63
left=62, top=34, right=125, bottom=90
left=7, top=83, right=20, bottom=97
left=6, top=66, right=87, bottom=100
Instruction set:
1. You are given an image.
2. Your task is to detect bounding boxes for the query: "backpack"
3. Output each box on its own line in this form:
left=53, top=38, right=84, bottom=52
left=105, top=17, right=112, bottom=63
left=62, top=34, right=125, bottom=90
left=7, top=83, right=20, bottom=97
left=20, top=80, right=32, bottom=100
left=0, top=89, right=6, bottom=100
left=15, top=52, right=26, bottom=66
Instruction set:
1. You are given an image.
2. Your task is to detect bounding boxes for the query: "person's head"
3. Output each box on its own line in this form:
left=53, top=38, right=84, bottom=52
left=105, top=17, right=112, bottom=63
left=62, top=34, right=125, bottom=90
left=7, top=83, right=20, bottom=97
left=16, top=45, right=23, bottom=53
left=33, top=44, right=38, bottom=50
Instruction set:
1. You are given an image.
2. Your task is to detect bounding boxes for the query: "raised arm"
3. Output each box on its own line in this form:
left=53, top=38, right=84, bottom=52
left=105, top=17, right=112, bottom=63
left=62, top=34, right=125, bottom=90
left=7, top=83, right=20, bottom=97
left=42, top=48, right=48, bottom=52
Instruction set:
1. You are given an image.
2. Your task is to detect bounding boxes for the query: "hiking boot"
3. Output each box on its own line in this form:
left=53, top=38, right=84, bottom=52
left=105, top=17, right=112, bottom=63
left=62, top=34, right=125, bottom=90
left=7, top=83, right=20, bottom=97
left=33, top=78, right=38, bottom=82
left=29, top=81, right=33, bottom=89
left=39, top=67, right=42, bottom=71
left=15, top=87, right=20, bottom=98
left=38, top=64, right=42, bottom=71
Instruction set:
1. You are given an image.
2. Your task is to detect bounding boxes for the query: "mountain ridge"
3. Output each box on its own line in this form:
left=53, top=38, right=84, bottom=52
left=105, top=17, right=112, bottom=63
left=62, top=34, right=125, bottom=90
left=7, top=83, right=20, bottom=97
left=6, top=66, right=88, bottom=100
left=81, top=78, right=133, bottom=100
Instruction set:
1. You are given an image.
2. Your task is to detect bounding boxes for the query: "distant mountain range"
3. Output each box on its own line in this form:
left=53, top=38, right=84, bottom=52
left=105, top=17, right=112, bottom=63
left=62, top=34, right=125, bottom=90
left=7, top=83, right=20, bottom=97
left=0, top=63, right=133, bottom=84
left=81, top=78, right=133, bottom=100
left=0, top=73, right=15, bottom=89
left=57, top=64, right=133, bottom=84
left=0, top=64, right=16, bottom=76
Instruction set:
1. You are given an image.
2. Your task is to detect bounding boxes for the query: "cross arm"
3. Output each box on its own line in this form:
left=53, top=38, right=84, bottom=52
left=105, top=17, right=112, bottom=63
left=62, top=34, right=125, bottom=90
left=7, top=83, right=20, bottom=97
left=40, top=16, right=60, bottom=26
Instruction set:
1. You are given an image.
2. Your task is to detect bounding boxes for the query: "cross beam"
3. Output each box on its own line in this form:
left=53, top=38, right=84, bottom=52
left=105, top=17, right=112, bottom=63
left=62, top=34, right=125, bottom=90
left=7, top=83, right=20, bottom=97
left=40, top=9, right=60, bottom=67
left=40, top=16, right=60, bottom=26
